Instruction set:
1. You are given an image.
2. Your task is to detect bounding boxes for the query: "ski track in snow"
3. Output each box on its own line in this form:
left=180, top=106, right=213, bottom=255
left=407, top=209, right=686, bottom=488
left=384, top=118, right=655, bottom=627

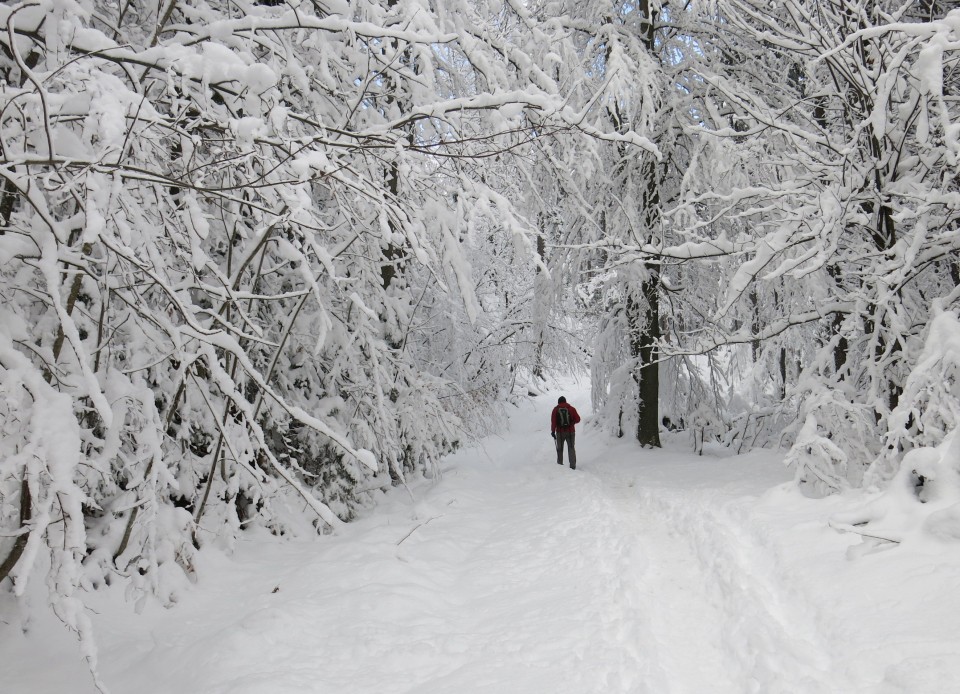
left=0, top=389, right=909, bottom=693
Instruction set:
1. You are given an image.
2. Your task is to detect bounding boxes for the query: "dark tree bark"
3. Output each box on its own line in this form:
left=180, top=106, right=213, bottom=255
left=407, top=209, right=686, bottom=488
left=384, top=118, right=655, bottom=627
left=773, top=285, right=788, bottom=400
left=0, top=480, right=31, bottom=586
left=631, top=0, right=663, bottom=448
left=532, top=225, right=547, bottom=380
left=749, top=287, right=761, bottom=362
left=628, top=267, right=662, bottom=448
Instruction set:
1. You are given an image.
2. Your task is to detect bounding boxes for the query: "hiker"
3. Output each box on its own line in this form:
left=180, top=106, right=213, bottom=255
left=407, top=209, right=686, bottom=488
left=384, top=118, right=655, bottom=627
left=551, top=396, right=581, bottom=469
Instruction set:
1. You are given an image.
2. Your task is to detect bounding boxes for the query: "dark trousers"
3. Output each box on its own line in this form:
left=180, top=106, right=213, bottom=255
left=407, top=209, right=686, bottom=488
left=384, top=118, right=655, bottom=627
left=556, top=431, right=576, bottom=468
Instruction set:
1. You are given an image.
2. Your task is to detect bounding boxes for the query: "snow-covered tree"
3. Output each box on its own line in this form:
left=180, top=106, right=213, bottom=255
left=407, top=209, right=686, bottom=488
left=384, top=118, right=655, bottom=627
left=655, top=0, right=960, bottom=487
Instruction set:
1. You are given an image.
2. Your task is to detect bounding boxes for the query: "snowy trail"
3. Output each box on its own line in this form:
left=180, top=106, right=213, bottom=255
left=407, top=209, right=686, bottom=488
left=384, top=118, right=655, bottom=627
left=3, top=390, right=872, bottom=693
left=597, top=475, right=736, bottom=693
left=598, top=474, right=846, bottom=694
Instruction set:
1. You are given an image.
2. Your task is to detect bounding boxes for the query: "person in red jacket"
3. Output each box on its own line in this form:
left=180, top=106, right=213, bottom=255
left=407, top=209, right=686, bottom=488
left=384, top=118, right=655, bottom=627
left=551, top=396, right=581, bottom=469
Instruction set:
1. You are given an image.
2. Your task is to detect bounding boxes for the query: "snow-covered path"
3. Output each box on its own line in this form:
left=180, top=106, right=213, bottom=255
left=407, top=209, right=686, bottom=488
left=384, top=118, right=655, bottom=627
left=4, top=387, right=960, bottom=693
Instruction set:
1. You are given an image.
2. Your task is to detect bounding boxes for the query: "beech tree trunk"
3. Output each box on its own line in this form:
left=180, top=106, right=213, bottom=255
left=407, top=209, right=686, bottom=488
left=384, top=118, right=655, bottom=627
left=632, top=155, right=662, bottom=449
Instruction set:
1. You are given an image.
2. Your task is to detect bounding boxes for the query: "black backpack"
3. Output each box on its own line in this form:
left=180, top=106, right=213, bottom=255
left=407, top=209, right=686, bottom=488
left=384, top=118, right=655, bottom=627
left=557, top=406, right=571, bottom=428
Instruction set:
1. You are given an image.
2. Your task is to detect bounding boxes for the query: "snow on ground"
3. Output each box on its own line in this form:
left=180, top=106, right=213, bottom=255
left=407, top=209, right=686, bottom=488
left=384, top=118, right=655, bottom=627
left=2, top=382, right=960, bottom=693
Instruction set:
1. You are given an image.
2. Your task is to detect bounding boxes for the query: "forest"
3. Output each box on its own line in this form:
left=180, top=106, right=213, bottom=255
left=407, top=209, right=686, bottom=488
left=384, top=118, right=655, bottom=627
left=1, top=0, right=959, bottom=676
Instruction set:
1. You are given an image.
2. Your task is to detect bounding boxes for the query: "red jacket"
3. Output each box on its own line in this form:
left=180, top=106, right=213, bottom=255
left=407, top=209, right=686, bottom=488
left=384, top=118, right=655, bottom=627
left=551, top=403, right=581, bottom=434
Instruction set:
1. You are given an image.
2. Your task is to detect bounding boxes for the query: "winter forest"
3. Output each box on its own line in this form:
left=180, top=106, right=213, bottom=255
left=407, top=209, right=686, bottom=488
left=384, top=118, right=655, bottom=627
left=2, top=0, right=960, bottom=690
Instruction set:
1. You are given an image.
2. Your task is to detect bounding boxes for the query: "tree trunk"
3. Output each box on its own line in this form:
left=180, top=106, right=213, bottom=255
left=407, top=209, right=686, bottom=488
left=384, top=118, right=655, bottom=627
left=826, top=264, right=848, bottom=376
left=749, top=286, right=761, bottom=362
left=0, top=480, right=31, bottom=585
left=381, top=161, right=403, bottom=292
left=532, top=228, right=547, bottom=380
left=779, top=344, right=788, bottom=401
left=632, top=0, right=662, bottom=448
left=630, top=266, right=661, bottom=447
left=773, top=284, right=788, bottom=400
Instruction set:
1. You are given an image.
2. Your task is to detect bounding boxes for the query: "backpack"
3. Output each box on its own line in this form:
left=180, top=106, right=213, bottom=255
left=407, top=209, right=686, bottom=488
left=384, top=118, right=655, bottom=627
left=557, top=406, right=571, bottom=428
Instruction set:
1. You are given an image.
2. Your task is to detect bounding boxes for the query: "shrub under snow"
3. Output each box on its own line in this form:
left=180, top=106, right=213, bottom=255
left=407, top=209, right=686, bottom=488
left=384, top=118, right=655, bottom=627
left=832, top=307, right=960, bottom=547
